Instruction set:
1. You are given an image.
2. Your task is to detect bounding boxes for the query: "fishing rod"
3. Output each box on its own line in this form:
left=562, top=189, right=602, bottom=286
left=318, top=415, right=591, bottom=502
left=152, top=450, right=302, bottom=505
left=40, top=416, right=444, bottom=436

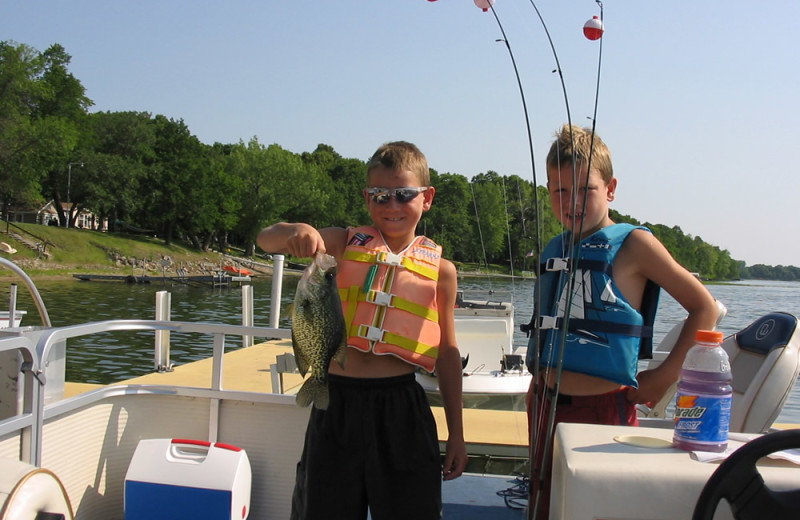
left=490, top=9, right=579, bottom=470
left=431, top=2, right=606, bottom=517
left=499, top=2, right=580, bottom=517
left=476, top=1, right=606, bottom=518
left=501, top=177, right=515, bottom=279
left=529, top=3, right=606, bottom=519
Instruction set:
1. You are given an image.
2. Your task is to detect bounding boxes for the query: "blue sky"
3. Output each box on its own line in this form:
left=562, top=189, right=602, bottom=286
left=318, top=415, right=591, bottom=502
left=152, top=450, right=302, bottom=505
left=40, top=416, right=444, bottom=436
left=2, top=1, right=798, bottom=267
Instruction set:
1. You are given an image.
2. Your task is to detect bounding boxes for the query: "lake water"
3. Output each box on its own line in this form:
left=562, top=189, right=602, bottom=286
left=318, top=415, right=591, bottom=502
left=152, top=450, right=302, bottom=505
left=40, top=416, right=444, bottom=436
left=5, top=274, right=800, bottom=424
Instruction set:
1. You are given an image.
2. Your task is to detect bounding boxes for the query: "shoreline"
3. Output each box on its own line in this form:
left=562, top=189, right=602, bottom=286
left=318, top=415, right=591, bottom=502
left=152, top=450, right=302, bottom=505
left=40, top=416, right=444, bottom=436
left=0, top=255, right=790, bottom=286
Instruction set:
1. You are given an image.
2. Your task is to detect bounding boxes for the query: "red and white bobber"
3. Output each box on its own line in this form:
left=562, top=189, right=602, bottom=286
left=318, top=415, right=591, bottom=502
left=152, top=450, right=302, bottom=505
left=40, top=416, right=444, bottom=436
left=583, top=15, right=604, bottom=40
left=474, top=0, right=495, bottom=12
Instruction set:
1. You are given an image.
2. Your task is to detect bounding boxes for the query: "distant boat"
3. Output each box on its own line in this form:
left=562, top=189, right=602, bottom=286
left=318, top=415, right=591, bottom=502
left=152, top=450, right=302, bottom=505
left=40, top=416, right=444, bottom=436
left=416, top=293, right=531, bottom=409
left=223, top=265, right=253, bottom=277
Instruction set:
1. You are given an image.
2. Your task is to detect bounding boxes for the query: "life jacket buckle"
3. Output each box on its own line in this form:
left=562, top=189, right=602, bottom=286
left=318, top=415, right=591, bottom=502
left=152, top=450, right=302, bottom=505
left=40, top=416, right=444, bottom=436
left=357, top=324, right=385, bottom=342
left=537, top=315, right=561, bottom=330
left=377, top=251, right=403, bottom=266
left=366, top=290, right=394, bottom=307
left=546, top=257, right=571, bottom=272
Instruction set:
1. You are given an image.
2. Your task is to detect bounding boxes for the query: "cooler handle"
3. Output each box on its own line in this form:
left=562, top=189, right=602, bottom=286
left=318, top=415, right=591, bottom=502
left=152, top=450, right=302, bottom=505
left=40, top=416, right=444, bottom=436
left=168, top=438, right=211, bottom=463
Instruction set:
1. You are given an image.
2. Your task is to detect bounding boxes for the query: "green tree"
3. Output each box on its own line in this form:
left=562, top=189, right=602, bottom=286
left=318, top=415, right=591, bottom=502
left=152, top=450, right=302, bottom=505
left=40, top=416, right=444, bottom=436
left=469, top=173, right=506, bottom=268
left=321, top=156, right=369, bottom=228
left=136, top=115, right=204, bottom=244
left=303, top=145, right=369, bottom=228
left=76, top=111, right=155, bottom=230
left=229, top=139, right=324, bottom=256
left=424, top=172, right=472, bottom=263
left=180, top=143, right=241, bottom=251
left=34, top=44, right=93, bottom=226
left=0, top=41, right=42, bottom=215
left=0, top=41, right=91, bottom=221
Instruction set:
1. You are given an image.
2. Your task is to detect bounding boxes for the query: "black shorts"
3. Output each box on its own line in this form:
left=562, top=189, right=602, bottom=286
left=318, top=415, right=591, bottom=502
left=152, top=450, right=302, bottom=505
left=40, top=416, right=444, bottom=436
left=290, top=373, right=442, bottom=520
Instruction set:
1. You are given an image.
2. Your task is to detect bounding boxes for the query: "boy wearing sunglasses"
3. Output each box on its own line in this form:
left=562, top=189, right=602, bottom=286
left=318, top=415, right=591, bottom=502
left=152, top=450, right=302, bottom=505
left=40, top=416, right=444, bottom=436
left=257, top=141, right=466, bottom=520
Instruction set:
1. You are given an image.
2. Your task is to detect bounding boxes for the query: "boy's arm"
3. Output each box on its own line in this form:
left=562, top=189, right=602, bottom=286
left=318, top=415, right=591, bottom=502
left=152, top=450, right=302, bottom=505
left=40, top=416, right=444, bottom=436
left=434, top=259, right=467, bottom=481
left=622, top=230, right=719, bottom=405
left=256, top=223, right=346, bottom=260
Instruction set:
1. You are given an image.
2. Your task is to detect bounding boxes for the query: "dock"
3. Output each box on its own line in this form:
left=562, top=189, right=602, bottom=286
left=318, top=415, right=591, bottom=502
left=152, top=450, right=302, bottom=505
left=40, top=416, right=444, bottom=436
left=72, top=272, right=251, bottom=287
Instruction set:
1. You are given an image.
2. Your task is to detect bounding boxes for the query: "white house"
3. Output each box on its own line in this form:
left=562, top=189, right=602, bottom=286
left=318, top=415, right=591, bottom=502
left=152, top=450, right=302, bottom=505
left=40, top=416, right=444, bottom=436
left=5, top=201, right=107, bottom=231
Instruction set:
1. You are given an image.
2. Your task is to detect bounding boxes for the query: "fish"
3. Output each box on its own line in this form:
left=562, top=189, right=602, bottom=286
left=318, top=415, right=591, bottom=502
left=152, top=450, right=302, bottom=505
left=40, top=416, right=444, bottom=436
left=291, top=253, right=347, bottom=409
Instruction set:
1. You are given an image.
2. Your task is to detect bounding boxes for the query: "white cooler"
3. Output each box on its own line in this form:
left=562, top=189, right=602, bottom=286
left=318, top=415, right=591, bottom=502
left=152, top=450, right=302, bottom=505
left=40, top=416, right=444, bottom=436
left=125, top=438, right=252, bottom=520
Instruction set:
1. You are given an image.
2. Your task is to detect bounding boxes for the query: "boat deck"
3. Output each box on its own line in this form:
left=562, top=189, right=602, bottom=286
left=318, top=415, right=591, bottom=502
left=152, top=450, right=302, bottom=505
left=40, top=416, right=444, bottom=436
left=63, top=339, right=529, bottom=518
left=64, top=339, right=530, bottom=457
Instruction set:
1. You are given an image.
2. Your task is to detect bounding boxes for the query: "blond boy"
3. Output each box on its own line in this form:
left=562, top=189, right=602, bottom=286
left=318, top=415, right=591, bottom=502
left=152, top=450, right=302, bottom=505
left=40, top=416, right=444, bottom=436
left=258, top=141, right=466, bottom=520
left=526, top=125, right=719, bottom=518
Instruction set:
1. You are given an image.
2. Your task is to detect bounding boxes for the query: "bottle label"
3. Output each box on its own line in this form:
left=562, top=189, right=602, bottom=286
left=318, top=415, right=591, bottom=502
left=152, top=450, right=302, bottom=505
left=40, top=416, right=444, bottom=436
left=673, top=393, right=732, bottom=444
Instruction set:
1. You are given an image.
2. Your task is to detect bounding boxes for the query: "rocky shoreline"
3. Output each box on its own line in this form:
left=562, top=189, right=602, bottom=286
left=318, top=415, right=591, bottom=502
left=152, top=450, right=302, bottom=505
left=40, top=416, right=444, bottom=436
left=0, top=253, right=279, bottom=281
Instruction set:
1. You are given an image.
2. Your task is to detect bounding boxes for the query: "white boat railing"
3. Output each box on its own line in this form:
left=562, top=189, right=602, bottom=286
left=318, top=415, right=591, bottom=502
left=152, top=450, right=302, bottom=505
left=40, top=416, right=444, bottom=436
left=1, top=319, right=292, bottom=467
left=0, top=256, right=51, bottom=326
left=151, top=254, right=286, bottom=371
left=0, top=335, right=40, bottom=464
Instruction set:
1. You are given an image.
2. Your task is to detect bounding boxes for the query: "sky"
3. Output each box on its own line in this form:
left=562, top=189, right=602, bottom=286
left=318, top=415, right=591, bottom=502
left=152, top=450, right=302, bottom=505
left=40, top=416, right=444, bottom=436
left=2, top=1, right=798, bottom=267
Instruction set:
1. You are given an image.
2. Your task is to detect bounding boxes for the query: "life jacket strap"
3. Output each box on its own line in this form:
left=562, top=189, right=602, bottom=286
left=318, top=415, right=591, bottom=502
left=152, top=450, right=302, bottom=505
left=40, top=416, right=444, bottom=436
left=540, top=257, right=613, bottom=277
left=367, top=290, right=393, bottom=307
left=358, top=324, right=384, bottom=342
left=341, top=287, right=439, bottom=323
left=354, top=326, right=437, bottom=359
left=545, top=257, right=571, bottom=272
left=343, top=250, right=439, bottom=281
left=537, top=316, right=653, bottom=339
left=343, top=286, right=361, bottom=332
left=382, top=331, right=438, bottom=358
left=377, top=251, right=403, bottom=266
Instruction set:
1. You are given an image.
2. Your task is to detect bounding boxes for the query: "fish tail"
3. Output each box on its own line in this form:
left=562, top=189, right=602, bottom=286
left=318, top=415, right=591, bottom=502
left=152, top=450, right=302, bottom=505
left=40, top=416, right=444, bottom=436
left=296, top=378, right=330, bottom=410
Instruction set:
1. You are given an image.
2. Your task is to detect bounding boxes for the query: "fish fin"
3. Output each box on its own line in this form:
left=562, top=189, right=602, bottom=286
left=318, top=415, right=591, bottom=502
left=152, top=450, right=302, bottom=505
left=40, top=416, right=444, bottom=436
left=313, top=384, right=330, bottom=410
left=296, top=379, right=329, bottom=410
left=291, top=332, right=309, bottom=377
left=333, top=343, right=347, bottom=370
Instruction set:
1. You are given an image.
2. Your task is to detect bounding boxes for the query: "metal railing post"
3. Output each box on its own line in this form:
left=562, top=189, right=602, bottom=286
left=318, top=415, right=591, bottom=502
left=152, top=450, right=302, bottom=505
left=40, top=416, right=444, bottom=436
left=242, top=285, right=254, bottom=347
left=269, top=254, right=284, bottom=329
left=154, top=291, right=172, bottom=371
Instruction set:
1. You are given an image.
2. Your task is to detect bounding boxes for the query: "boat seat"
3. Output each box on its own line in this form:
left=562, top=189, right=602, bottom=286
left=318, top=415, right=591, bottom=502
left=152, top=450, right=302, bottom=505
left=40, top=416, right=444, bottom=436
left=723, top=311, right=800, bottom=433
left=453, top=318, right=510, bottom=373
left=640, top=309, right=800, bottom=434
left=638, top=299, right=728, bottom=419
left=0, top=458, right=74, bottom=520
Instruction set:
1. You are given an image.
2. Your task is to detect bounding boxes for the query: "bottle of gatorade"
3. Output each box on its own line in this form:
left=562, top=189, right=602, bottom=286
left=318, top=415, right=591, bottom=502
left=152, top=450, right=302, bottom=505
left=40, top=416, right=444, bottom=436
left=673, top=330, right=732, bottom=452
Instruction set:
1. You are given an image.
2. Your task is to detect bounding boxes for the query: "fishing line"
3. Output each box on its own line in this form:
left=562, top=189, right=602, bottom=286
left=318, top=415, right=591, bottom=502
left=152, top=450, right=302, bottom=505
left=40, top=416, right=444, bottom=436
left=470, top=2, right=605, bottom=517
left=482, top=2, right=538, bottom=311
left=501, top=177, right=515, bottom=280
left=520, top=2, right=605, bottom=519
left=469, top=182, right=494, bottom=294
left=479, top=2, right=574, bottom=516
left=509, top=1, right=581, bottom=517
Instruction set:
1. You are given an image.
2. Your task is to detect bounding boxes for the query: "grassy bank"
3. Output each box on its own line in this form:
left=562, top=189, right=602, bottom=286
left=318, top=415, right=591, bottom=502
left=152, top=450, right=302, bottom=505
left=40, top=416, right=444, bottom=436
left=0, top=222, right=250, bottom=281
left=0, top=223, right=526, bottom=281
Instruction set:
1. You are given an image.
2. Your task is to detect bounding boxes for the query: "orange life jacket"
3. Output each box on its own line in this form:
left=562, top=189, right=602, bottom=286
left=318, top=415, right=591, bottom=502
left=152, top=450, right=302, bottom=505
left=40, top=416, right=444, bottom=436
left=338, top=226, right=442, bottom=372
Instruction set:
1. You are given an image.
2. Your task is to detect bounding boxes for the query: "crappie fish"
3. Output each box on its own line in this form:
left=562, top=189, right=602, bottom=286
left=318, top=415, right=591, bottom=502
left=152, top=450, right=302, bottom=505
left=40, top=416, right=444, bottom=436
left=291, top=253, right=347, bottom=409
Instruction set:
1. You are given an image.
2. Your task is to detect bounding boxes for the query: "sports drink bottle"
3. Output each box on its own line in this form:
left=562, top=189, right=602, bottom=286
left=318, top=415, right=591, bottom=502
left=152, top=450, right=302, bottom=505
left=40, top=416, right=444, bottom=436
left=673, top=330, right=732, bottom=452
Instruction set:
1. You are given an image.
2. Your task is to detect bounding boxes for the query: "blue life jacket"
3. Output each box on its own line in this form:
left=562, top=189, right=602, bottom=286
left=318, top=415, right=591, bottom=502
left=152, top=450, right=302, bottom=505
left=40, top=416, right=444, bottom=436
left=524, top=223, right=660, bottom=387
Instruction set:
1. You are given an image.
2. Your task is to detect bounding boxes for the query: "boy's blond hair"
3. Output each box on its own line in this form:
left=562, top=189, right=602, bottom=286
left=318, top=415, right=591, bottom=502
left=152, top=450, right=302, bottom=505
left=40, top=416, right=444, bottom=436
left=367, top=141, right=430, bottom=186
left=546, top=124, right=613, bottom=184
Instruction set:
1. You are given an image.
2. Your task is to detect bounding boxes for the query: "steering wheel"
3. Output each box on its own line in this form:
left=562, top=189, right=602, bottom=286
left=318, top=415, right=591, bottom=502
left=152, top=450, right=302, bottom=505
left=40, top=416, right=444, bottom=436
left=692, top=429, right=800, bottom=520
